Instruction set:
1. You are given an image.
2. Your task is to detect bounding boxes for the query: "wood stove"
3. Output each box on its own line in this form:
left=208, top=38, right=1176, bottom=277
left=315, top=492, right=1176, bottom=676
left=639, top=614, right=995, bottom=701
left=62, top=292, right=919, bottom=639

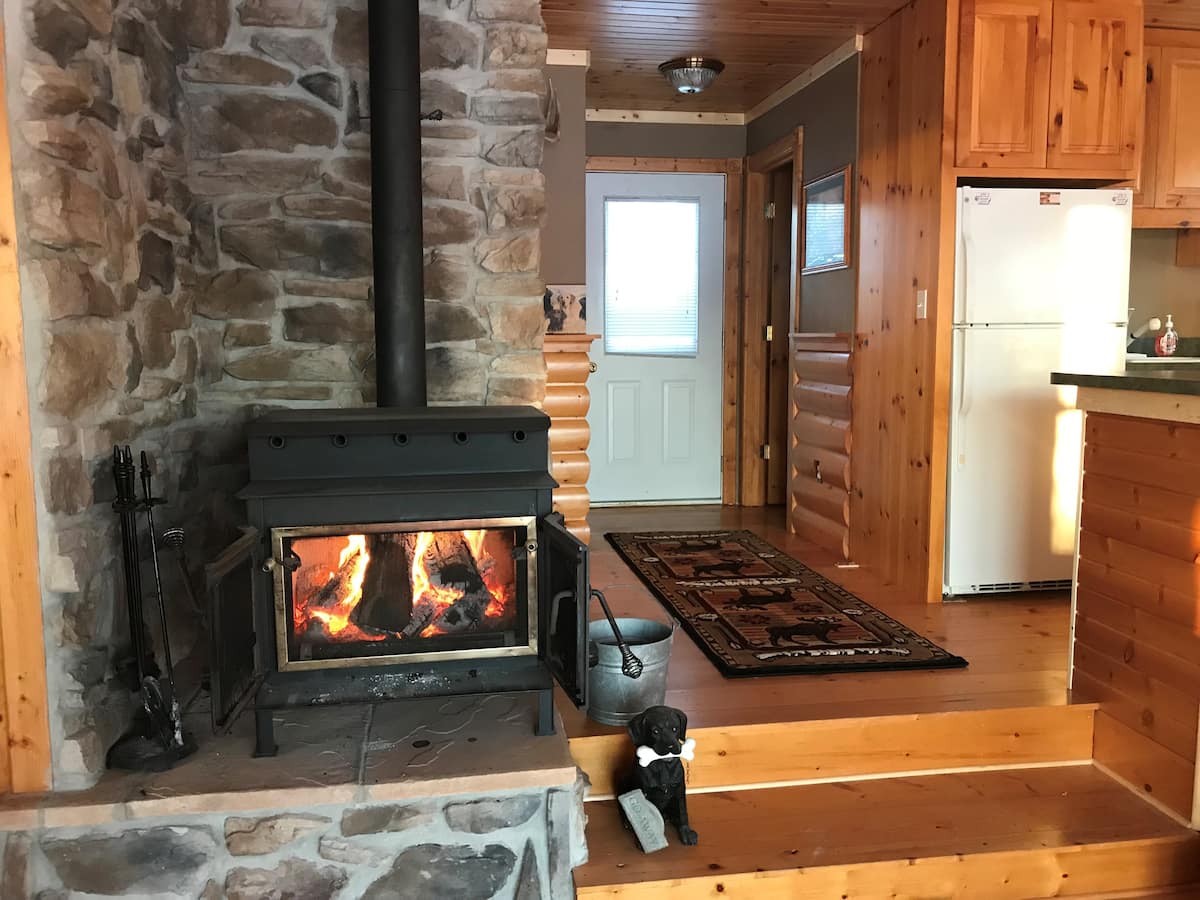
left=206, top=3, right=590, bottom=755
left=223, top=407, right=589, bottom=755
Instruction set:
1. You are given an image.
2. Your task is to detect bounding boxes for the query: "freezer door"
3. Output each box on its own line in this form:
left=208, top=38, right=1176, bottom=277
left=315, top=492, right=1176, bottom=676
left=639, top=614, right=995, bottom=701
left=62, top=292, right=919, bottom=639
left=956, top=188, right=1132, bottom=326
left=944, top=325, right=1125, bottom=595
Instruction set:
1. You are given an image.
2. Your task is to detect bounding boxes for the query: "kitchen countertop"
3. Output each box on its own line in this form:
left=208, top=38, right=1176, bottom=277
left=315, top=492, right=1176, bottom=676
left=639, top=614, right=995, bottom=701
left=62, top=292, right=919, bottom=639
left=1051, top=369, right=1200, bottom=396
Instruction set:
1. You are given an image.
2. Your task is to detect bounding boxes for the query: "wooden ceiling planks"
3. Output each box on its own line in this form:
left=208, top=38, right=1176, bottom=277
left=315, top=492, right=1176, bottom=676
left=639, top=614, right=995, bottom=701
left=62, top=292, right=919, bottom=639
left=541, top=0, right=910, bottom=111
left=1146, top=1, right=1200, bottom=30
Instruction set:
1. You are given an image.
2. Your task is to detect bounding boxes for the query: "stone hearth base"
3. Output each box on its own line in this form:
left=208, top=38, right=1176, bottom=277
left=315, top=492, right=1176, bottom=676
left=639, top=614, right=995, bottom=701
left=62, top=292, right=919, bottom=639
left=0, top=694, right=587, bottom=898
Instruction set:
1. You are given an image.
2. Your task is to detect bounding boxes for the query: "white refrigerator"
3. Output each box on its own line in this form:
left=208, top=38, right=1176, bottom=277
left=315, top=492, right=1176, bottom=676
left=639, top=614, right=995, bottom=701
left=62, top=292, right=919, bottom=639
left=944, top=187, right=1132, bottom=597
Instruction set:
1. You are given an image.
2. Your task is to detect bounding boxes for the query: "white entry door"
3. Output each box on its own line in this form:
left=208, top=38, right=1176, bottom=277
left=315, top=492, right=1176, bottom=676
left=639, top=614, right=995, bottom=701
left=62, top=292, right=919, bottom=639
left=585, top=172, right=725, bottom=504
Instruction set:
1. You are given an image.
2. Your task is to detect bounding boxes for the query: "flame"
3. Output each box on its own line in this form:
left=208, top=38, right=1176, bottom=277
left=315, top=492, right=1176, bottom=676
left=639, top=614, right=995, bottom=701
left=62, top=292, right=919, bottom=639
left=293, top=528, right=516, bottom=646
left=308, top=534, right=382, bottom=641
left=411, top=531, right=469, bottom=637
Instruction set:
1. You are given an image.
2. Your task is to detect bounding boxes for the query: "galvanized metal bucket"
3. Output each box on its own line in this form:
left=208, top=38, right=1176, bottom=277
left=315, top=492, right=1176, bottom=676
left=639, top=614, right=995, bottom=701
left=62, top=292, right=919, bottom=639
left=586, top=617, right=675, bottom=726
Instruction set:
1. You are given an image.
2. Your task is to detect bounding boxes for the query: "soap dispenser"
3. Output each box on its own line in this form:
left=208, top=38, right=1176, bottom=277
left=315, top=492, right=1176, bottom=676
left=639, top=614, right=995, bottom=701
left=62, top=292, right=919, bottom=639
left=1155, top=314, right=1179, bottom=357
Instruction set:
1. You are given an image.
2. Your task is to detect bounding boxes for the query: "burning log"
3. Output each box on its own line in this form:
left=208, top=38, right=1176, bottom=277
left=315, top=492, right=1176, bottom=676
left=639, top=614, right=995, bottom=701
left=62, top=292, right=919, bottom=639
left=351, top=533, right=418, bottom=633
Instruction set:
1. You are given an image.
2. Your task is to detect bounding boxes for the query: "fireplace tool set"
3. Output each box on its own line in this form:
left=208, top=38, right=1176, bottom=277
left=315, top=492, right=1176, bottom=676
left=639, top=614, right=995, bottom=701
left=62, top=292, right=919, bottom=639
left=107, top=446, right=195, bottom=771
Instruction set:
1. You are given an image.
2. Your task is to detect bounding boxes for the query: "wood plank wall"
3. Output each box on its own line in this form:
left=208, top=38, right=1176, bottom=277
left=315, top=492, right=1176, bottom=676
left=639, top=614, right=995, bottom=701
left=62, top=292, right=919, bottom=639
left=544, top=334, right=597, bottom=543
left=788, top=334, right=852, bottom=558
left=0, top=19, right=53, bottom=793
left=850, top=0, right=955, bottom=602
left=1072, top=412, right=1200, bottom=825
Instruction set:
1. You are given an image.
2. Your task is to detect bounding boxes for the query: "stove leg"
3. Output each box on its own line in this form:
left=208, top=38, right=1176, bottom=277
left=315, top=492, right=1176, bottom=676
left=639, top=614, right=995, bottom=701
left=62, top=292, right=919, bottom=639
left=535, top=688, right=555, bottom=736
left=254, top=709, right=278, bottom=757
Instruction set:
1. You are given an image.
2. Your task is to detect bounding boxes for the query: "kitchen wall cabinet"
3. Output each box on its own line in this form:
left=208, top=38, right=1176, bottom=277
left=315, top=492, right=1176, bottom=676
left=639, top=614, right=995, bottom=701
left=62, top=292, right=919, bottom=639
left=1046, top=0, right=1143, bottom=172
left=1134, top=30, right=1200, bottom=227
left=955, top=0, right=1053, bottom=168
left=955, top=0, right=1144, bottom=178
left=1154, top=45, right=1200, bottom=208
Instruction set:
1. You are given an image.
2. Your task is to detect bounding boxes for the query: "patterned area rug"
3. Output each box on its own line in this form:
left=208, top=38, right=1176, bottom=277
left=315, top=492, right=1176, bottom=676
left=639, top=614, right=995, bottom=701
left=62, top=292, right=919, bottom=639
left=606, top=530, right=968, bottom=677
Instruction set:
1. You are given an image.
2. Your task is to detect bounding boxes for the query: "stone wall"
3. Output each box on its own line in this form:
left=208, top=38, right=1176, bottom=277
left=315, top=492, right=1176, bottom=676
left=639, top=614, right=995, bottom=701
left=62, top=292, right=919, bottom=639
left=5, top=0, right=245, bottom=789
left=183, top=0, right=549, bottom=409
left=0, top=781, right=586, bottom=898
left=8, top=0, right=550, bottom=788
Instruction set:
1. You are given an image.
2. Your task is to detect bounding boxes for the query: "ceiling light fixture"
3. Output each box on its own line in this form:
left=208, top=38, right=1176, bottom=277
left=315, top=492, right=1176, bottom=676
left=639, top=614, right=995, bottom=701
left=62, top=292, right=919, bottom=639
left=658, top=57, right=725, bottom=95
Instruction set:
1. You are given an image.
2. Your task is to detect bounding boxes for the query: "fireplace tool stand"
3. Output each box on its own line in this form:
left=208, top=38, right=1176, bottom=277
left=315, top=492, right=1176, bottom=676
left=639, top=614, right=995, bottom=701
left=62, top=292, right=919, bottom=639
left=107, top=446, right=195, bottom=772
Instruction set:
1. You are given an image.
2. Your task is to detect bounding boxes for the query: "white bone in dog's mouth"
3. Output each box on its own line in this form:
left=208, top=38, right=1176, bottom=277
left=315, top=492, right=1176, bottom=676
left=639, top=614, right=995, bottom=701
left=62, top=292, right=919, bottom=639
left=637, top=737, right=696, bottom=767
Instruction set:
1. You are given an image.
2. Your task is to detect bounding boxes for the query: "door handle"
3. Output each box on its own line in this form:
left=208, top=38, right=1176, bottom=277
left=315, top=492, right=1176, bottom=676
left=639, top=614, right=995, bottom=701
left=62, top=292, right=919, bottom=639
left=589, top=361, right=598, bottom=374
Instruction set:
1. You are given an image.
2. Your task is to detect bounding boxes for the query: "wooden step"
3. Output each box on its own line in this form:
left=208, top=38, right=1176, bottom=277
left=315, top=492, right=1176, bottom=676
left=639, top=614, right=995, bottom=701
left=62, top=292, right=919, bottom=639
left=1072, top=887, right=1200, bottom=899
left=571, top=704, right=1096, bottom=798
left=576, top=764, right=1200, bottom=899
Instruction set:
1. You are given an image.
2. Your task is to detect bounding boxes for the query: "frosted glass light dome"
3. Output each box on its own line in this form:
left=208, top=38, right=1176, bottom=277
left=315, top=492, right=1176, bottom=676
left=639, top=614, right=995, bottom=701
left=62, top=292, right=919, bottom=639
left=658, top=57, right=725, bottom=95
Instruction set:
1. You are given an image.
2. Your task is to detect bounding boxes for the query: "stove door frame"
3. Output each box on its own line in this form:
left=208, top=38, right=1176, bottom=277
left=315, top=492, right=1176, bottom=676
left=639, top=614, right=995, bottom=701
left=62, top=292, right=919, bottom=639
left=269, top=516, right=538, bottom=672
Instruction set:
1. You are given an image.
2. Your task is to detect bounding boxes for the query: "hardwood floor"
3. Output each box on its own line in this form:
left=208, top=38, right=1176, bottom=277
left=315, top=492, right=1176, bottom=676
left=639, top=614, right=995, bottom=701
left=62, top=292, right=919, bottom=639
left=576, top=764, right=1200, bottom=898
left=560, top=505, right=1072, bottom=737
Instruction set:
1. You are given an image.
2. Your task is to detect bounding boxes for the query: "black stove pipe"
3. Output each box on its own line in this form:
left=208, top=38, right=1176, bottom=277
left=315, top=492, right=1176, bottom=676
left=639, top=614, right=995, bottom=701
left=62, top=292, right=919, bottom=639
left=368, top=0, right=427, bottom=408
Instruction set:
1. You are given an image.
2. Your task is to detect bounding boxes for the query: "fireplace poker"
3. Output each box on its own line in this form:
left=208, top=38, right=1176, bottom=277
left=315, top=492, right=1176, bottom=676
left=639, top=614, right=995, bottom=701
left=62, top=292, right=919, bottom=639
left=112, top=446, right=150, bottom=691
left=139, top=451, right=177, bottom=706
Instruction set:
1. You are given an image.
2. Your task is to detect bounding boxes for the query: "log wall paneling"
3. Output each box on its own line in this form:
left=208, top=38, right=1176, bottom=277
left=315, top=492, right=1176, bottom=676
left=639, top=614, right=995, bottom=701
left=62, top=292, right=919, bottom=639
left=543, top=334, right=599, bottom=543
left=0, top=19, right=52, bottom=793
left=851, top=0, right=955, bottom=602
left=1072, top=412, right=1200, bottom=824
left=788, top=334, right=852, bottom=559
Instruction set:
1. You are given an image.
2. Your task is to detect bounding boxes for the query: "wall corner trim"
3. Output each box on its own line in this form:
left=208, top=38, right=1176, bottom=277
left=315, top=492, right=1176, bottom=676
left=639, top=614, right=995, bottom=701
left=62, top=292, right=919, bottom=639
left=745, top=35, right=864, bottom=124
left=585, top=109, right=746, bottom=126
left=548, top=49, right=591, bottom=67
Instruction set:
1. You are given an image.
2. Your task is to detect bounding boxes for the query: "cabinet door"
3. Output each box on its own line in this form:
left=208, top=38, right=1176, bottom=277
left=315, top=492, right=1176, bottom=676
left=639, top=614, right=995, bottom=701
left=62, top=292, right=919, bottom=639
left=1133, top=47, right=1160, bottom=208
left=1154, top=45, right=1200, bottom=209
left=955, top=0, right=1054, bottom=168
left=1046, top=0, right=1144, bottom=174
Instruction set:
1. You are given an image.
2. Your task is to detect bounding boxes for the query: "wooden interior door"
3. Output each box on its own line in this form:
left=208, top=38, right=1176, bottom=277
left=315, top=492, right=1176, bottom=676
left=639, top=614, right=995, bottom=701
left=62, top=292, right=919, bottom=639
left=765, top=165, right=794, bottom=505
left=1133, top=45, right=1161, bottom=208
left=955, top=0, right=1054, bottom=168
left=742, top=128, right=803, bottom=507
left=1154, top=44, right=1200, bottom=209
left=1046, top=0, right=1144, bottom=174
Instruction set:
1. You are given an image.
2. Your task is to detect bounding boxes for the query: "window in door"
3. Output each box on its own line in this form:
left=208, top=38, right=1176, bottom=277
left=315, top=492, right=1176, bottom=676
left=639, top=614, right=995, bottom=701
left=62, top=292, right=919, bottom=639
left=602, top=198, right=701, bottom=357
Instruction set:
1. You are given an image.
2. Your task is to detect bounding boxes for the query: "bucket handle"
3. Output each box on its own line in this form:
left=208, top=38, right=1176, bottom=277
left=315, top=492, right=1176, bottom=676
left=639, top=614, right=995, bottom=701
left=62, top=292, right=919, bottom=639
left=587, top=588, right=644, bottom=679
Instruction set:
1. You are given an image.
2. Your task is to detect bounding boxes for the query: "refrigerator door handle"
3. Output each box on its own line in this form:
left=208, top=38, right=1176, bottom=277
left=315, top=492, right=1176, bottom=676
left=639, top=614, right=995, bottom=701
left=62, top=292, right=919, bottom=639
left=954, top=334, right=971, bottom=470
left=958, top=192, right=973, bottom=326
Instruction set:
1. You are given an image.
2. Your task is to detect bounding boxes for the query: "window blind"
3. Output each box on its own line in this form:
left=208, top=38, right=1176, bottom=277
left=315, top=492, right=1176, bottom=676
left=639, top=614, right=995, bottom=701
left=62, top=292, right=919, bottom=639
left=603, top=199, right=700, bottom=357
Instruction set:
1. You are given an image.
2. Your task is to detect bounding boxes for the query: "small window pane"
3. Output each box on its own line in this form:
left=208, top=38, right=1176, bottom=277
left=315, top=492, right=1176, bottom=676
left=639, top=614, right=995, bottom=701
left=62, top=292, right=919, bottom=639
left=603, top=199, right=700, bottom=357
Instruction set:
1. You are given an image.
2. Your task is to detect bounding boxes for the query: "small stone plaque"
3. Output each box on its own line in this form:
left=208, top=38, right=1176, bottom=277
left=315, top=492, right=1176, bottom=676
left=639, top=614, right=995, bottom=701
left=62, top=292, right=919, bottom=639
left=618, top=789, right=667, bottom=854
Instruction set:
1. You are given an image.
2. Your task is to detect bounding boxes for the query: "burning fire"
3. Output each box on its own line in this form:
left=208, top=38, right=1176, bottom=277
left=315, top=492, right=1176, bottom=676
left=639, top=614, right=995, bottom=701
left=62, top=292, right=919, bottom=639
left=291, top=528, right=516, bottom=646
left=307, top=535, right=384, bottom=642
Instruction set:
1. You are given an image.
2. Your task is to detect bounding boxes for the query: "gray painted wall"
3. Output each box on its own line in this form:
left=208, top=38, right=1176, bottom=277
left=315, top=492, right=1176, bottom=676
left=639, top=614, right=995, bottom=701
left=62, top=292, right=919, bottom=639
left=542, top=66, right=587, bottom=285
left=586, top=121, right=747, bottom=159
left=562, top=58, right=860, bottom=333
left=748, top=57, right=860, bottom=334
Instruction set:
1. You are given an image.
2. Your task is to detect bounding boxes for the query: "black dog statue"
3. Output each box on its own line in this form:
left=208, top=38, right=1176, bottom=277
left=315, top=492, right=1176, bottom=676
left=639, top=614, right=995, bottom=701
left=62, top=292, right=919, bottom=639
left=625, top=706, right=698, bottom=846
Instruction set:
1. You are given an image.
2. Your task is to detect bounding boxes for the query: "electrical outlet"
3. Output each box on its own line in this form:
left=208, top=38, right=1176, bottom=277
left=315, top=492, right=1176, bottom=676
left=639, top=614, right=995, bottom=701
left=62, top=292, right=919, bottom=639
left=916, top=288, right=928, bottom=320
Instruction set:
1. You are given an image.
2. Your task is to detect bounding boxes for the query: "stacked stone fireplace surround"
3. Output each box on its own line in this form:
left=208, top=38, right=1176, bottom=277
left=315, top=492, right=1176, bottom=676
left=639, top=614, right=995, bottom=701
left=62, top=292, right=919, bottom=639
left=10, top=0, right=549, bottom=784
left=3, top=0, right=572, bottom=895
